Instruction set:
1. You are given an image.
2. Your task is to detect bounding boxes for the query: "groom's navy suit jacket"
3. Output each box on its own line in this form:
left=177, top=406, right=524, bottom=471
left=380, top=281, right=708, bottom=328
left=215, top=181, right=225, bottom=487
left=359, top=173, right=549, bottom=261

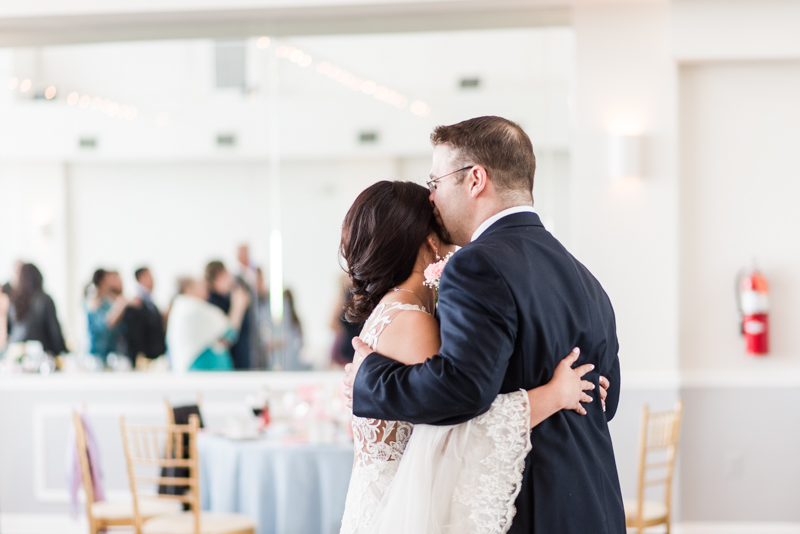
left=353, top=211, right=625, bottom=533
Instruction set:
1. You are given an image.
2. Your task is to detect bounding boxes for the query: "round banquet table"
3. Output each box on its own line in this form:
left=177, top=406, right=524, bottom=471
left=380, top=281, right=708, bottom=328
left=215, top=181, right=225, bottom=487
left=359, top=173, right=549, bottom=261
left=198, top=433, right=354, bottom=534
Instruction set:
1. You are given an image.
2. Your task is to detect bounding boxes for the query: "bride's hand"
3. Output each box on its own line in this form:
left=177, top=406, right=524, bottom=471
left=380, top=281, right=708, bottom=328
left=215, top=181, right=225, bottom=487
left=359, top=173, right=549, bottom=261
left=599, top=375, right=609, bottom=413
left=549, top=348, right=595, bottom=415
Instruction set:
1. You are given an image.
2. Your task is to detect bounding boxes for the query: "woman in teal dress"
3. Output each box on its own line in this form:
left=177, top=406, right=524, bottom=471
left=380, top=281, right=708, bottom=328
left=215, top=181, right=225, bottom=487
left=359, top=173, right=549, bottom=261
left=85, top=270, right=129, bottom=363
left=166, top=277, right=250, bottom=372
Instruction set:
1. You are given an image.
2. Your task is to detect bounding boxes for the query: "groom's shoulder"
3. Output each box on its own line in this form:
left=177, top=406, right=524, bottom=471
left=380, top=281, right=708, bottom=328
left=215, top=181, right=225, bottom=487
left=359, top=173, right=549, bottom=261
left=445, top=242, right=497, bottom=273
left=440, top=244, right=515, bottom=300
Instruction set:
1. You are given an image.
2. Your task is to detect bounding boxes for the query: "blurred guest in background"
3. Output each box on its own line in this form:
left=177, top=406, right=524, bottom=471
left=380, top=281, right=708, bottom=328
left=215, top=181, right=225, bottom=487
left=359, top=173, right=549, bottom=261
left=205, top=261, right=253, bottom=370
left=123, top=267, right=166, bottom=361
left=6, top=263, right=66, bottom=355
left=1, top=260, right=21, bottom=352
left=2, top=260, right=23, bottom=298
left=255, top=267, right=271, bottom=369
left=329, top=275, right=363, bottom=366
left=236, top=244, right=257, bottom=292
left=0, top=291, right=8, bottom=351
left=269, top=289, right=307, bottom=371
left=86, top=269, right=128, bottom=363
left=235, top=245, right=260, bottom=369
left=166, top=276, right=250, bottom=372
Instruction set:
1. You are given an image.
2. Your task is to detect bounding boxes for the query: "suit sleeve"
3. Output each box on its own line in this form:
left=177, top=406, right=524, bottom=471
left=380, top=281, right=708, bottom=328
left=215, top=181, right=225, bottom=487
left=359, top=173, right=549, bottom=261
left=353, top=247, right=518, bottom=426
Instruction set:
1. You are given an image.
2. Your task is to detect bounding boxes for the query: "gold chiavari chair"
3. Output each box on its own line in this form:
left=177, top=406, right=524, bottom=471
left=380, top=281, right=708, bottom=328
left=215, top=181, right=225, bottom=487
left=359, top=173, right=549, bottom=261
left=161, top=397, right=204, bottom=505
left=624, top=399, right=684, bottom=534
left=120, top=414, right=255, bottom=534
left=164, top=396, right=203, bottom=427
left=73, top=410, right=180, bottom=534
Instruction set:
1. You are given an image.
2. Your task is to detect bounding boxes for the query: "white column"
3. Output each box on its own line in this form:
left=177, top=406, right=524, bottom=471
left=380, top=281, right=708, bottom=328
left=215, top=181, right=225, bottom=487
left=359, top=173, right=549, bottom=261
left=267, top=46, right=284, bottom=323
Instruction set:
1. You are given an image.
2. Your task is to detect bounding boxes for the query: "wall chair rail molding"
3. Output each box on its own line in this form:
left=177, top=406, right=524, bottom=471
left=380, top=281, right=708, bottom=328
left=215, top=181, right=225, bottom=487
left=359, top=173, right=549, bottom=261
left=676, top=522, right=800, bottom=534
left=622, top=369, right=800, bottom=391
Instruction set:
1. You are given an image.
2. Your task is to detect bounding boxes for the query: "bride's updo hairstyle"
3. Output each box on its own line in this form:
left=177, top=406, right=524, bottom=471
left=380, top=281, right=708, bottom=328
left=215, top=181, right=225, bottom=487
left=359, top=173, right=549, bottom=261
left=340, top=181, right=445, bottom=323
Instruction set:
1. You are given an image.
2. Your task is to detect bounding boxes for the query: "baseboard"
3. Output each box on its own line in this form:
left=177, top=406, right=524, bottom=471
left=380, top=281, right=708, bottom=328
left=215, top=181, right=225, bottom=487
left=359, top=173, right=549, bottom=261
left=674, top=523, right=800, bottom=534
left=0, top=514, right=103, bottom=534
left=4, top=515, right=799, bottom=534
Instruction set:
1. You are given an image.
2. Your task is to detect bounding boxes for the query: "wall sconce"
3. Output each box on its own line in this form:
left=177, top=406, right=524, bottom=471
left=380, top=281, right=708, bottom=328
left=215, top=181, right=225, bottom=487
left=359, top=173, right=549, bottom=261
left=608, top=134, right=642, bottom=181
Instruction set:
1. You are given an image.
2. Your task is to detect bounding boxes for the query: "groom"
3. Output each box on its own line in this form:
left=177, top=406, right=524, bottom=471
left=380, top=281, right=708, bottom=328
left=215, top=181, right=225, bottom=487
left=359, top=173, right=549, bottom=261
left=344, top=116, right=625, bottom=533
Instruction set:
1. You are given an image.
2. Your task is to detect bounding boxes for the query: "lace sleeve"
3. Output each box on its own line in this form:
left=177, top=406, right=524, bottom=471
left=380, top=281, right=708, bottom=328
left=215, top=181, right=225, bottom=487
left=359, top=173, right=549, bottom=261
left=341, top=417, right=414, bottom=534
left=448, top=390, right=532, bottom=533
left=359, top=389, right=532, bottom=534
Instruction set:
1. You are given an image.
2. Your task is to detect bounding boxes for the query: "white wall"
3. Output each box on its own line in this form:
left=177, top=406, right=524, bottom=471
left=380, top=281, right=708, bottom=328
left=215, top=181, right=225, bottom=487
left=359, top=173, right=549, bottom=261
left=672, top=0, right=800, bottom=62
left=572, top=4, right=679, bottom=376
left=679, top=61, right=800, bottom=371
left=672, top=1, right=800, bottom=522
left=571, top=2, right=800, bottom=522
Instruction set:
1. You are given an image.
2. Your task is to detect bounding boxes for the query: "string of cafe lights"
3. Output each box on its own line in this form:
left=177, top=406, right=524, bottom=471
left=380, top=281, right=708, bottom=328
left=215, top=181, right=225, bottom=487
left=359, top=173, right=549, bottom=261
left=258, top=37, right=431, bottom=117
left=7, top=38, right=431, bottom=120
left=7, top=76, right=138, bottom=120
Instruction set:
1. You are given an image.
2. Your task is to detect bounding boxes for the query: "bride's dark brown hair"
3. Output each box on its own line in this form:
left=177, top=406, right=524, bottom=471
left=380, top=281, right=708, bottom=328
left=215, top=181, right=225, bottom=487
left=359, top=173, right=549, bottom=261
left=340, top=181, right=446, bottom=323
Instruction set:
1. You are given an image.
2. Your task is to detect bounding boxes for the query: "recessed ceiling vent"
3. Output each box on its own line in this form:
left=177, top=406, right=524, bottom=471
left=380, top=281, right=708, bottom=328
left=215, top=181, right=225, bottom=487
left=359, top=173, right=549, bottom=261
left=215, top=40, right=246, bottom=90
left=459, top=77, right=481, bottom=89
left=359, top=131, right=379, bottom=144
left=216, top=133, right=237, bottom=147
left=78, top=137, right=98, bottom=149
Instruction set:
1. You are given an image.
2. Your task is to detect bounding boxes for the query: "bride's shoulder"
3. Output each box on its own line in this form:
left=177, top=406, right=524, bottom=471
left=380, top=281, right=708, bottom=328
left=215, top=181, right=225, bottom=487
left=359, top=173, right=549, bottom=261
left=374, top=306, right=440, bottom=366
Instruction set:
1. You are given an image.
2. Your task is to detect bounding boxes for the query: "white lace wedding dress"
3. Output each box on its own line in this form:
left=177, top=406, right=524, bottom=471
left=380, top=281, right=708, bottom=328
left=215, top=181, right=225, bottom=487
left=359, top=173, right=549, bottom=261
left=340, top=302, right=532, bottom=534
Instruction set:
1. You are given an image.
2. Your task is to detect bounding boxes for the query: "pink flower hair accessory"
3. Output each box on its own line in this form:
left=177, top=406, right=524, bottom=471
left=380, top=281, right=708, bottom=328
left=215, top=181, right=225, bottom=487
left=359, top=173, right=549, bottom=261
left=424, top=252, right=455, bottom=291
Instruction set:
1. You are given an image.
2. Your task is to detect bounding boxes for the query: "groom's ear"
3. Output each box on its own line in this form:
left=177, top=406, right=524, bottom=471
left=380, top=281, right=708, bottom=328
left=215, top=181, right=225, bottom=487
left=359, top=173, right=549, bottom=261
left=468, top=165, right=489, bottom=198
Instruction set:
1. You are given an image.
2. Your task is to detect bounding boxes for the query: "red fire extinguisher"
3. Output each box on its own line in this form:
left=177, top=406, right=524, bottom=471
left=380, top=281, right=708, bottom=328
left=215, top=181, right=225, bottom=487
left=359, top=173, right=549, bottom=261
left=737, top=267, right=769, bottom=356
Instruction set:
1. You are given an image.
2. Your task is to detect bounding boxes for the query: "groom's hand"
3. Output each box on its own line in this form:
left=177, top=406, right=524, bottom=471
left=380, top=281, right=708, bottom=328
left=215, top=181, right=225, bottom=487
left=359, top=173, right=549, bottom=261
left=342, top=337, right=372, bottom=409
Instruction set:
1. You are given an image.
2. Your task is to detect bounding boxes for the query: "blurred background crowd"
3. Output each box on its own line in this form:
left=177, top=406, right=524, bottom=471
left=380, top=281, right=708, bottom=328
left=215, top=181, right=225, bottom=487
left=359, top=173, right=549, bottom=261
left=0, top=244, right=359, bottom=373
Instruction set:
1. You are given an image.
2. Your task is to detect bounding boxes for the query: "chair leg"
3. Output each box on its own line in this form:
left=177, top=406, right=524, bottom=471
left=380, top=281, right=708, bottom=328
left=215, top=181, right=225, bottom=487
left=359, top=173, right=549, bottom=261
left=665, top=520, right=671, bottom=534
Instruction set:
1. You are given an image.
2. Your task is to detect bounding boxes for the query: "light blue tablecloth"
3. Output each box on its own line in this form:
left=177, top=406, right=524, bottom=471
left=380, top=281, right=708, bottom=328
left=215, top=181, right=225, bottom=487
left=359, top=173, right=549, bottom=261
left=198, top=433, right=354, bottom=534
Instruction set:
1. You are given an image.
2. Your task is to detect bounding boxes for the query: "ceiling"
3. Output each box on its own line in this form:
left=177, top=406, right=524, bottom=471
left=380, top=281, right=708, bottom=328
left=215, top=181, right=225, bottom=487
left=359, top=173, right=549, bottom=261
left=0, top=0, right=577, bottom=47
left=0, top=27, right=574, bottom=160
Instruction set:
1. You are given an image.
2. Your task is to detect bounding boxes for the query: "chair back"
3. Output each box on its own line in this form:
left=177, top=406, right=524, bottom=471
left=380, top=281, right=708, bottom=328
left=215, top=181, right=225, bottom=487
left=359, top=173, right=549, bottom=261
left=73, top=411, right=97, bottom=518
left=162, top=398, right=204, bottom=500
left=634, top=399, right=684, bottom=522
left=120, top=414, right=201, bottom=534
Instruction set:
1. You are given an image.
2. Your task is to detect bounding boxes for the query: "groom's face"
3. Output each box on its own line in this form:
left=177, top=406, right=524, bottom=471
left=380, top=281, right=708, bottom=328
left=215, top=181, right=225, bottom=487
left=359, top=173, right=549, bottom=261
left=430, top=144, right=472, bottom=247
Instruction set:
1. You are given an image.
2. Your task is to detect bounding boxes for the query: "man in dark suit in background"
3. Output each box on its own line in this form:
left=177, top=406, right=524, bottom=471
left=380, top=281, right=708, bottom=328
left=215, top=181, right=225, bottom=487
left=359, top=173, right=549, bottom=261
left=124, top=267, right=166, bottom=362
left=344, top=116, right=625, bottom=533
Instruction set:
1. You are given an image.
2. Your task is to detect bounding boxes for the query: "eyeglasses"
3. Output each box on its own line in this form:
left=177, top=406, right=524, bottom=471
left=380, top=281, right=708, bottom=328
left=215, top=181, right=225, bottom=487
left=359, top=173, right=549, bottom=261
left=425, top=166, right=473, bottom=192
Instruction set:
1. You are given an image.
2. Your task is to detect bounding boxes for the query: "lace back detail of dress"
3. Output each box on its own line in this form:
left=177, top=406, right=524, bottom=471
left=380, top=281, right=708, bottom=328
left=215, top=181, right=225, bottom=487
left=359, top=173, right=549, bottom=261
left=340, top=301, right=426, bottom=534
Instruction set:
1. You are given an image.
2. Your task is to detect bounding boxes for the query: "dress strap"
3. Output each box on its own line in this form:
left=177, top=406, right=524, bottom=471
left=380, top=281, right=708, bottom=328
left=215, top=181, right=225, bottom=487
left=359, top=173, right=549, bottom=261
left=360, top=302, right=429, bottom=351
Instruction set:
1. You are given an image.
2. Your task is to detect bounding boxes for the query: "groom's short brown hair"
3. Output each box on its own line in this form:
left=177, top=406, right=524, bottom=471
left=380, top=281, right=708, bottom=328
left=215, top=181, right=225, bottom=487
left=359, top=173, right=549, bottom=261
left=430, top=116, right=535, bottom=198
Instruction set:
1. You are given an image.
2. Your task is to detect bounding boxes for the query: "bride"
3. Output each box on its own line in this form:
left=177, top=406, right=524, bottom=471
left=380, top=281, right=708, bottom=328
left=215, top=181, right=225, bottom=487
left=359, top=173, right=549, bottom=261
left=338, top=181, right=605, bottom=534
